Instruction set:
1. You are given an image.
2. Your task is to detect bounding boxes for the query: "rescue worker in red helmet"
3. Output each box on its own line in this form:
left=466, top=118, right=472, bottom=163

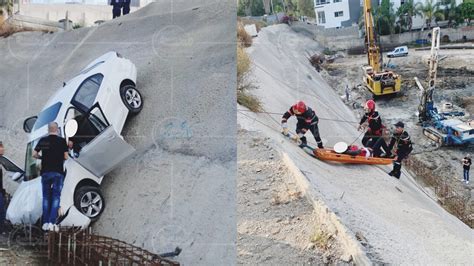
left=281, top=101, right=324, bottom=149
left=358, top=99, right=384, bottom=147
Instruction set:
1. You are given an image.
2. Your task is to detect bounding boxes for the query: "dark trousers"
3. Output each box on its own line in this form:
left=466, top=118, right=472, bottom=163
left=464, top=169, right=470, bottom=182
left=112, top=4, right=121, bottom=18
left=42, top=172, right=64, bottom=224
left=0, top=191, right=4, bottom=232
left=296, top=121, right=323, bottom=148
left=362, top=131, right=381, bottom=148
left=122, top=1, right=130, bottom=15
left=371, top=137, right=390, bottom=157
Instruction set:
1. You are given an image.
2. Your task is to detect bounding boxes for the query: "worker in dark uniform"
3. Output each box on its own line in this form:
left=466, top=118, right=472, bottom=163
left=281, top=101, right=324, bottom=149
left=372, top=121, right=413, bottom=179
left=111, top=0, right=123, bottom=19
left=358, top=99, right=384, bottom=148
left=122, top=0, right=131, bottom=15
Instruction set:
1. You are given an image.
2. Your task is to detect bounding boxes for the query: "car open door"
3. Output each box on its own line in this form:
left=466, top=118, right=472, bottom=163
left=0, top=155, right=25, bottom=182
left=73, top=104, right=135, bottom=177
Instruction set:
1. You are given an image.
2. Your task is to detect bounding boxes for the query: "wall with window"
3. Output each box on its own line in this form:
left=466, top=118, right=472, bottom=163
left=313, top=0, right=351, bottom=28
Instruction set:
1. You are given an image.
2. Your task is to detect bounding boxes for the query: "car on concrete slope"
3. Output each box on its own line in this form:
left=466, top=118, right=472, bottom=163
left=387, top=46, right=408, bottom=58
left=0, top=51, right=142, bottom=228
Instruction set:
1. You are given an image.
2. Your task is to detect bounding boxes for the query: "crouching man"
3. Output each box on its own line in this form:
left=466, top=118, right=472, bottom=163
left=372, top=121, right=413, bottom=179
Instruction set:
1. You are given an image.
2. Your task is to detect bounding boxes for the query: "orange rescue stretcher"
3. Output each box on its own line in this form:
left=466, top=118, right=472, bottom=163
left=312, top=148, right=394, bottom=165
left=283, top=132, right=394, bottom=165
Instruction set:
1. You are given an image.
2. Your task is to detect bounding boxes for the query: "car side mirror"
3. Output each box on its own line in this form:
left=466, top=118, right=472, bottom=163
left=8, top=172, right=24, bottom=182
left=65, top=119, right=78, bottom=138
left=23, top=116, right=38, bottom=133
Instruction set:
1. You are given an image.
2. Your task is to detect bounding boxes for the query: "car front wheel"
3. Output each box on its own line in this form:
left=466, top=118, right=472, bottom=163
left=74, top=186, right=105, bottom=222
left=120, top=84, right=143, bottom=114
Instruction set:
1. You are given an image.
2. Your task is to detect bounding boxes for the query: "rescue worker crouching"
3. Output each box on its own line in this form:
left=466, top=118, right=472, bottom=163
left=372, top=121, right=413, bottom=179
left=358, top=99, right=384, bottom=148
left=281, top=101, right=324, bottom=149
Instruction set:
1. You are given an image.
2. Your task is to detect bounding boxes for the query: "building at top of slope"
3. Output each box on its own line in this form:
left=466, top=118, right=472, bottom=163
left=314, top=0, right=463, bottom=29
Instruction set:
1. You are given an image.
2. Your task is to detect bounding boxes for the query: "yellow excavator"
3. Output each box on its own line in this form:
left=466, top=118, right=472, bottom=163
left=361, top=0, right=401, bottom=96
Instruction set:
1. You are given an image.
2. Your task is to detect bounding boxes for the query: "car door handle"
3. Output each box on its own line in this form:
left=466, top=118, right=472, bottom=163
left=107, top=135, right=116, bottom=141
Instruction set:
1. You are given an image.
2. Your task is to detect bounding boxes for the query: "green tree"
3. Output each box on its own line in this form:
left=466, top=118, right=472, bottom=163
left=297, top=0, right=315, bottom=18
left=458, top=2, right=474, bottom=25
left=442, top=0, right=459, bottom=27
left=0, top=0, right=13, bottom=17
left=374, top=0, right=396, bottom=35
left=396, top=0, right=421, bottom=32
left=250, top=0, right=265, bottom=16
left=415, top=0, right=444, bottom=29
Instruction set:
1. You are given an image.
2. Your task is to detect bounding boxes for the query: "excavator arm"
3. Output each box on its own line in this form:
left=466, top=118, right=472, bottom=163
left=363, top=0, right=381, bottom=72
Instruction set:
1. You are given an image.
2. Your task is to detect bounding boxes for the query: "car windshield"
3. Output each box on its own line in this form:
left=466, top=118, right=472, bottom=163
left=33, top=102, right=62, bottom=131
left=24, top=140, right=41, bottom=180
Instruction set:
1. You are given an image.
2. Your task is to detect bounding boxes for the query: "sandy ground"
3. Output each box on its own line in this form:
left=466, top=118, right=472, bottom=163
left=238, top=24, right=474, bottom=264
left=238, top=129, right=346, bottom=265
left=319, top=46, right=474, bottom=224
left=0, top=1, right=236, bottom=264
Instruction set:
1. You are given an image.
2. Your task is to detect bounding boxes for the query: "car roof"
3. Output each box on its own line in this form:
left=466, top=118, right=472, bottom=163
left=43, top=52, right=117, bottom=109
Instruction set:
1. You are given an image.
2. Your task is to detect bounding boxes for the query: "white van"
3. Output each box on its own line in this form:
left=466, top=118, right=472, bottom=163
left=387, top=46, right=408, bottom=58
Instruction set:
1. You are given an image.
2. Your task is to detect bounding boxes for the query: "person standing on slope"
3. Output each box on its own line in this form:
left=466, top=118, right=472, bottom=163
left=358, top=99, right=384, bottom=148
left=281, top=101, right=324, bottom=149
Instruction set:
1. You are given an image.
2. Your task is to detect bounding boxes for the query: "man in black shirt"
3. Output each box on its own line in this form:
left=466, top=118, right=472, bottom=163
left=33, top=122, right=68, bottom=231
left=462, top=154, right=471, bottom=184
left=281, top=101, right=324, bottom=149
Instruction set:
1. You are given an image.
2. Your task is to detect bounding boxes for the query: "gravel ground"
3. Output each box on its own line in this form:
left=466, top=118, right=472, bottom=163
left=238, top=129, right=345, bottom=265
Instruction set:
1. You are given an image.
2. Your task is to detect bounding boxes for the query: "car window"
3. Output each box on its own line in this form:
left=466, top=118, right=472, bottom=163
left=32, top=102, right=62, bottom=131
left=72, top=74, right=104, bottom=111
left=395, top=49, right=399, bottom=53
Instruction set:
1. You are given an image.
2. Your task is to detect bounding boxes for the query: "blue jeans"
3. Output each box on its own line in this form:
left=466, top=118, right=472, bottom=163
left=41, top=172, right=64, bottom=224
left=464, top=169, right=470, bottom=182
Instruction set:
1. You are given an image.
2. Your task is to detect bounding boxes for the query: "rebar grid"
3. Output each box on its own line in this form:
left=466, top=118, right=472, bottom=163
left=47, top=227, right=179, bottom=265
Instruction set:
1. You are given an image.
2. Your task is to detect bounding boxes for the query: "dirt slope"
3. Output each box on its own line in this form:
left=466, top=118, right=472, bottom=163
left=238, top=24, right=474, bottom=264
left=0, top=1, right=236, bottom=264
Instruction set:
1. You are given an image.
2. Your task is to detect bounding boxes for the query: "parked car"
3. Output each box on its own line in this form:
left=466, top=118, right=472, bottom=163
left=387, top=46, right=408, bottom=58
left=0, top=51, right=142, bottom=228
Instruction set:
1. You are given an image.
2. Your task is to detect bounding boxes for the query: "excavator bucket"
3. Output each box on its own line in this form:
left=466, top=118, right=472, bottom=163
left=313, top=149, right=394, bottom=165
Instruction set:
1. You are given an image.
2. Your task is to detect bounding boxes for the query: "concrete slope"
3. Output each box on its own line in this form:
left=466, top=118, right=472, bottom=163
left=0, top=1, right=236, bottom=264
left=238, top=24, right=473, bottom=264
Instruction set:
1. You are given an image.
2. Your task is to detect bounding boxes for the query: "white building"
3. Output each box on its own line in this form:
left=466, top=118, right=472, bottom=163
left=314, top=0, right=463, bottom=29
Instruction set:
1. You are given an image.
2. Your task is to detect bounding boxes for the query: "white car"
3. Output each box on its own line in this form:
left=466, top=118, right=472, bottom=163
left=0, top=51, right=142, bottom=228
left=387, top=46, right=408, bottom=58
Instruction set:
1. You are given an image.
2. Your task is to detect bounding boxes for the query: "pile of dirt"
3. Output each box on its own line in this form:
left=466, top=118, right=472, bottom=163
left=238, top=129, right=344, bottom=264
left=0, top=0, right=236, bottom=264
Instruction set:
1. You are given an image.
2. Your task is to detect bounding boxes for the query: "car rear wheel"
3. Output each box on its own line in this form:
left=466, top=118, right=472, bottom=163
left=120, top=84, right=143, bottom=114
left=74, top=186, right=105, bottom=222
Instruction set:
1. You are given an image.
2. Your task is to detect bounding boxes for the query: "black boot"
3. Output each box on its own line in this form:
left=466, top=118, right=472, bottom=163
left=392, top=163, right=402, bottom=179
left=299, top=136, right=307, bottom=148
left=317, top=141, right=324, bottom=149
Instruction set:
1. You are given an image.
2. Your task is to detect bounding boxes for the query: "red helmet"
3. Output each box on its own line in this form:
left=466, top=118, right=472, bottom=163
left=365, top=100, right=375, bottom=112
left=293, top=101, right=307, bottom=114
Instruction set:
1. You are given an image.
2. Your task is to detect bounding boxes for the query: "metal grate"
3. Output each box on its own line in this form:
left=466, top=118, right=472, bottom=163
left=47, top=227, right=180, bottom=265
